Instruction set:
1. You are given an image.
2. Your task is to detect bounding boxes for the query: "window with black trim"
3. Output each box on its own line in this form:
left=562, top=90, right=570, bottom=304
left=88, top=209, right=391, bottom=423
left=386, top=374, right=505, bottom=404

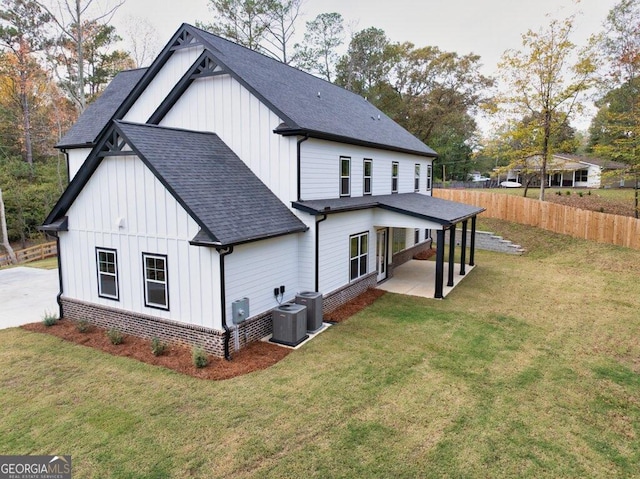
left=415, top=164, right=420, bottom=191
left=363, top=158, right=372, bottom=195
left=425, top=229, right=432, bottom=240
left=392, top=161, right=399, bottom=193
left=143, top=253, right=169, bottom=310
left=96, top=248, right=118, bottom=300
left=426, top=164, right=432, bottom=191
left=340, top=156, right=351, bottom=196
left=414, top=228, right=420, bottom=244
left=349, top=232, right=368, bottom=280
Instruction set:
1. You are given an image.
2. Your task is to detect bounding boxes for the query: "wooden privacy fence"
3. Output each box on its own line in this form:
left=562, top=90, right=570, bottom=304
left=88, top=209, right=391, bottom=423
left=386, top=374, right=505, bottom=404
left=0, top=241, right=57, bottom=267
left=433, top=189, right=640, bottom=251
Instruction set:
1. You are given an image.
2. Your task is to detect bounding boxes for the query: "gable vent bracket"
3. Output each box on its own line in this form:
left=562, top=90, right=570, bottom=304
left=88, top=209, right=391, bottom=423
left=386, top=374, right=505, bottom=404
left=170, top=29, right=202, bottom=51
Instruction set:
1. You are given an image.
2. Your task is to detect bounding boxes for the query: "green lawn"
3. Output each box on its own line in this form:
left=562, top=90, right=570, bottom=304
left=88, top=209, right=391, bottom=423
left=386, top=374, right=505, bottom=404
left=1, top=225, right=639, bottom=478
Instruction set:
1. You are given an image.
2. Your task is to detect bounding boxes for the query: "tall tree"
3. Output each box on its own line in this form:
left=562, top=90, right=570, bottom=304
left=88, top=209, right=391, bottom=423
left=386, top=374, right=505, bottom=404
left=594, top=0, right=640, bottom=217
left=0, top=0, right=51, bottom=164
left=198, top=0, right=270, bottom=52
left=122, top=16, right=160, bottom=68
left=292, top=12, right=344, bottom=81
left=261, top=0, right=302, bottom=63
left=335, top=27, right=401, bottom=95
left=0, top=187, right=17, bottom=264
left=34, top=0, right=125, bottom=112
left=497, top=15, right=596, bottom=201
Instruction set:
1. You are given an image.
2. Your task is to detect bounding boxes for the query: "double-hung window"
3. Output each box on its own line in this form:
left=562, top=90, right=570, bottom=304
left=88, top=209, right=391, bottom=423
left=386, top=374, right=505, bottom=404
left=96, top=248, right=119, bottom=300
left=143, top=253, right=169, bottom=310
left=426, top=164, right=432, bottom=192
left=415, top=164, right=420, bottom=191
left=575, top=169, right=588, bottom=182
left=363, top=159, right=372, bottom=195
left=349, top=232, right=368, bottom=281
left=340, top=156, right=351, bottom=196
left=391, top=162, right=399, bottom=193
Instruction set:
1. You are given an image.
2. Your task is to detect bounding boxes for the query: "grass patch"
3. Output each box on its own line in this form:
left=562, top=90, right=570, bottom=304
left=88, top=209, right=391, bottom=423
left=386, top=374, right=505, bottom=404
left=2, top=225, right=640, bottom=477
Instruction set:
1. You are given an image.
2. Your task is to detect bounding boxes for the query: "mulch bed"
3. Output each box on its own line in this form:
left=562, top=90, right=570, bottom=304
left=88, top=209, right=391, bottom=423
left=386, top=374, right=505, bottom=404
left=413, top=248, right=436, bottom=260
left=324, top=288, right=386, bottom=323
left=21, top=289, right=386, bottom=379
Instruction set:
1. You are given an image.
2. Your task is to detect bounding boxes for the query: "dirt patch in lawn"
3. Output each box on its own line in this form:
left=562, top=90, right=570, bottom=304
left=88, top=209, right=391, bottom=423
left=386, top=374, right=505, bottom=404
left=544, top=191, right=636, bottom=217
left=21, top=289, right=386, bottom=379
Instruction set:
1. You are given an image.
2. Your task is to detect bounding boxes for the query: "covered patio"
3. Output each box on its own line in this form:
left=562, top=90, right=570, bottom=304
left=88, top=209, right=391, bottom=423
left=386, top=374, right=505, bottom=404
left=377, top=259, right=475, bottom=298
left=293, top=193, right=485, bottom=299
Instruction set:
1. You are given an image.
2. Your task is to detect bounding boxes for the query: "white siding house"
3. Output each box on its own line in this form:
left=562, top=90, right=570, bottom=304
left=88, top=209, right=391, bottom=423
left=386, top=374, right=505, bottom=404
left=43, top=24, right=483, bottom=359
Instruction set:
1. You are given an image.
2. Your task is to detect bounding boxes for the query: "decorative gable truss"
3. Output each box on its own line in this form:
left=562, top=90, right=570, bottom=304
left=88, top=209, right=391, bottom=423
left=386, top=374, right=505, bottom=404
left=99, top=128, right=136, bottom=157
left=170, top=28, right=202, bottom=51
left=148, top=50, right=227, bottom=124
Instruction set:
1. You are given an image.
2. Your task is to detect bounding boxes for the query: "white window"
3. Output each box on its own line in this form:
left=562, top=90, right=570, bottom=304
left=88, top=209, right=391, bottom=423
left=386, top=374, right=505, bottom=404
left=96, top=248, right=118, bottom=300
left=392, top=162, right=399, bottom=193
left=415, top=164, right=420, bottom=191
left=426, top=164, right=432, bottom=191
left=340, top=156, right=351, bottom=196
left=143, top=253, right=169, bottom=310
left=363, top=159, right=372, bottom=195
left=349, top=232, right=368, bottom=280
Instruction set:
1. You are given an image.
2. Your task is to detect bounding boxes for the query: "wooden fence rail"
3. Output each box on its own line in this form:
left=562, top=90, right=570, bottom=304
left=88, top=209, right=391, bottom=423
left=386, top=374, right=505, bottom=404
left=433, top=189, right=640, bottom=251
left=0, top=241, right=57, bottom=267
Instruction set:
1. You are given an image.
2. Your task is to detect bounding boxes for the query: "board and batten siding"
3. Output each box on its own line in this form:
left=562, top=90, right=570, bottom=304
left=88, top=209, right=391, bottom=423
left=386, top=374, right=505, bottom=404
left=225, top=235, right=302, bottom=321
left=60, top=154, right=224, bottom=330
left=123, top=45, right=204, bottom=124
left=67, top=148, right=92, bottom=181
left=300, top=138, right=434, bottom=200
left=318, top=210, right=375, bottom=294
left=159, top=74, right=297, bottom=204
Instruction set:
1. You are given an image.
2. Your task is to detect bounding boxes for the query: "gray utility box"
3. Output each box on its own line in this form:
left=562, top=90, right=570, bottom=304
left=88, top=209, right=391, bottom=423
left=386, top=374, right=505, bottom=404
left=270, top=304, right=309, bottom=347
left=295, top=291, right=323, bottom=333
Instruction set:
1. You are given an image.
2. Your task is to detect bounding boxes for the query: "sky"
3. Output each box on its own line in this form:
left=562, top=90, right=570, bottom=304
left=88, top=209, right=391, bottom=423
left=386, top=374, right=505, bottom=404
left=108, top=0, right=621, bottom=132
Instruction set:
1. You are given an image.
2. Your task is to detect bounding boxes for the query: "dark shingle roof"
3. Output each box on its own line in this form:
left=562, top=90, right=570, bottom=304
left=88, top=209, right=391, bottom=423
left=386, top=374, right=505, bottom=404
left=293, top=193, right=484, bottom=226
left=114, top=121, right=307, bottom=245
left=57, top=68, right=148, bottom=148
left=189, top=26, right=436, bottom=157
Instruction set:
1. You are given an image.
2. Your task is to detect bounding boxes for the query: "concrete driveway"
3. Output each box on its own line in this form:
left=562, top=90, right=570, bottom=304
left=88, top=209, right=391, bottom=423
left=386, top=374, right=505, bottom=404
left=0, top=267, right=59, bottom=329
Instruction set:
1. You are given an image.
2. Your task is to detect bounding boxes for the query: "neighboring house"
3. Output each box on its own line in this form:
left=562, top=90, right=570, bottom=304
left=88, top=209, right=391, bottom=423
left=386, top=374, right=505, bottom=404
left=506, top=154, right=629, bottom=188
left=42, top=24, right=484, bottom=359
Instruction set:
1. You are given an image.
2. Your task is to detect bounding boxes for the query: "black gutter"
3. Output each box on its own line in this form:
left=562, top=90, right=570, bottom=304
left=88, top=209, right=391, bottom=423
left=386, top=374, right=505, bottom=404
left=275, top=127, right=438, bottom=159
left=315, top=214, right=327, bottom=291
left=216, top=246, right=234, bottom=361
left=51, top=233, right=63, bottom=319
left=296, top=134, right=309, bottom=200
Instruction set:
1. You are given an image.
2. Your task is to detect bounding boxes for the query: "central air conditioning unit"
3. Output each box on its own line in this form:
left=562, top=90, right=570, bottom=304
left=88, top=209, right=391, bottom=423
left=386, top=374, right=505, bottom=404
left=270, top=304, right=308, bottom=347
left=295, top=291, right=323, bottom=333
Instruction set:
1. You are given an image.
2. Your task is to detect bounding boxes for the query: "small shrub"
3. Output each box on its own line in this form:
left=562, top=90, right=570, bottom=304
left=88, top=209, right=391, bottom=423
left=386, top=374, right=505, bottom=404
left=578, top=191, right=583, bottom=197
left=107, top=328, right=124, bottom=345
left=192, top=347, right=208, bottom=368
left=565, top=190, right=571, bottom=196
left=599, top=207, right=605, bottom=213
left=42, top=312, right=58, bottom=327
left=555, top=190, right=562, bottom=196
left=75, top=319, right=90, bottom=333
left=151, top=337, right=167, bottom=356
left=588, top=190, right=591, bottom=195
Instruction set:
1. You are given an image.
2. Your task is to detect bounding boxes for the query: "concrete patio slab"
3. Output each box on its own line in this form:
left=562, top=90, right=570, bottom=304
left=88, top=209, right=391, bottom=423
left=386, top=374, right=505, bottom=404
left=377, top=259, right=475, bottom=299
left=0, top=267, right=59, bottom=329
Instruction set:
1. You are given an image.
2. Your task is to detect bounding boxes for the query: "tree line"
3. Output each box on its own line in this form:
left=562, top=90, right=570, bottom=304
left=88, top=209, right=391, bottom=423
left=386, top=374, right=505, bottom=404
left=1, top=0, right=640, bottom=253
